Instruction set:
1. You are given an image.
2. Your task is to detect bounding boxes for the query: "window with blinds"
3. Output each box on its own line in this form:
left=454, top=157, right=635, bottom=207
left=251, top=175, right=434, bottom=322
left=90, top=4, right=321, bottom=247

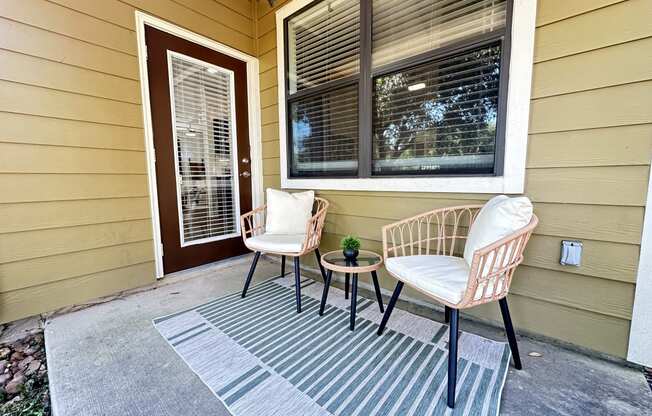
left=287, top=0, right=360, bottom=94
left=373, top=44, right=501, bottom=175
left=290, top=85, right=359, bottom=177
left=283, top=0, right=510, bottom=179
left=168, top=52, right=240, bottom=246
left=372, top=0, right=507, bottom=68
left=285, top=0, right=360, bottom=177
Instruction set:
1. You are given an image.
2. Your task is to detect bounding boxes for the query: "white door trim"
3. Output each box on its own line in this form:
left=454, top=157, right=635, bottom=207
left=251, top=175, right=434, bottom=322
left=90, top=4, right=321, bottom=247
left=135, top=12, right=263, bottom=278
left=628, top=163, right=652, bottom=366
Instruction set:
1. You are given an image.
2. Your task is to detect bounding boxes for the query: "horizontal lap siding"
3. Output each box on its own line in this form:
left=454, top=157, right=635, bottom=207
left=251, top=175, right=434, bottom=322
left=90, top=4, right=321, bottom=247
left=256, top=1, right=284, bottom=193
left=257, top=0, right=652, bottom=357
left=0, top=0, right=255, bottom=323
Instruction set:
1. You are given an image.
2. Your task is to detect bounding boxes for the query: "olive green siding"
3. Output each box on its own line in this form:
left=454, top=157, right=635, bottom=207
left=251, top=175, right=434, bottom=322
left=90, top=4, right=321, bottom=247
left=255, top=0, right=652, bottom=358
left=0, top=0, right=255, bottom=322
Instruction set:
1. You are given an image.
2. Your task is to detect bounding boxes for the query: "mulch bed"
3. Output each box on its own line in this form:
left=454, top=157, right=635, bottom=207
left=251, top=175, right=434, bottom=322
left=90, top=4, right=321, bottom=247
left=0, top=327, right=50, bottom=416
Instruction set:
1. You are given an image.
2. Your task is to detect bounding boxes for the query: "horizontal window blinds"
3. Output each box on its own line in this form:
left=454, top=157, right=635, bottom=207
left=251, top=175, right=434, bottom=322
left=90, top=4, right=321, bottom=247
left=287, top=0, right=360, bottom=93
left=290, top=84, right=359, bottom=177
left=372, top=0, right=506, bottom=68
left=169, top=53, right=239, bottom=245
left=372, top=44, right=501, bottom=175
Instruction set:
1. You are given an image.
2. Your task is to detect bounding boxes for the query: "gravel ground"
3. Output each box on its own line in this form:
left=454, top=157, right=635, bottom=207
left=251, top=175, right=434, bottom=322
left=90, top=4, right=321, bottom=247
left=0, top=323, right=50, bottom=416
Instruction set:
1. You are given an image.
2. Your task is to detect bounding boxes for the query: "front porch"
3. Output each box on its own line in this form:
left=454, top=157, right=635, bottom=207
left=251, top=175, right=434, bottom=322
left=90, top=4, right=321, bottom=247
left=43, top=255, right=650, bottom=416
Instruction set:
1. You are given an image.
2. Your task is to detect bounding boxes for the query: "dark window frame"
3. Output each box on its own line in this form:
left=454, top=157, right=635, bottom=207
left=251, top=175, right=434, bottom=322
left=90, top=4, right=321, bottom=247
left=284, top=0, right=514, bottom=179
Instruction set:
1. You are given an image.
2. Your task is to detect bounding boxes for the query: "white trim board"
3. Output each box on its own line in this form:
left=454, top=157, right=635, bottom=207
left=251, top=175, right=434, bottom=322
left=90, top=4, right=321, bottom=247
left=275, top=0, right=537, bottom=194
left=628, top=163, right=652, bottom=367
left=135, top=12, right=263, bottom=278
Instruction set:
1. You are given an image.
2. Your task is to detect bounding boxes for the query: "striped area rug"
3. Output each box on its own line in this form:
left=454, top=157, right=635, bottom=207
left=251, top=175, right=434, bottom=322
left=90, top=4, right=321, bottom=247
left=154, top=276, right=511, bottom=415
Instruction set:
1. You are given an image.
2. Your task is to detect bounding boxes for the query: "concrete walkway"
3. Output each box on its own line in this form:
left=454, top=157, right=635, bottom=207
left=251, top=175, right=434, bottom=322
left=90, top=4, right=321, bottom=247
left=45, top=255, right=651, bottom=416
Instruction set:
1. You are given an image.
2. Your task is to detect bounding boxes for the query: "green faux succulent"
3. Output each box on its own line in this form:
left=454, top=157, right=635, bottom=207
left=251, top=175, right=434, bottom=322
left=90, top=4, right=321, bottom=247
left=340, top=235, right=361, bottom=251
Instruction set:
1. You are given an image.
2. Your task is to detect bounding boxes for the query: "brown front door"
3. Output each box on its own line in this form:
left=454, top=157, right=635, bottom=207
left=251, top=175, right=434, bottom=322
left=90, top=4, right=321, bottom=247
left=145, top=26, right=252, bottom=274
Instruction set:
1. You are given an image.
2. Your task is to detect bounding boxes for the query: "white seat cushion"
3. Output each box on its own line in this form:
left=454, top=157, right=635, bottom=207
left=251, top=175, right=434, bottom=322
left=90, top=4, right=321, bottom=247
left=385, top=255, right=470, bottom=305
left=265, top=188, right=314, bottom=235
left=385, top=255, right=505, bottom=305
left=245, top=233, right=306, bottom=254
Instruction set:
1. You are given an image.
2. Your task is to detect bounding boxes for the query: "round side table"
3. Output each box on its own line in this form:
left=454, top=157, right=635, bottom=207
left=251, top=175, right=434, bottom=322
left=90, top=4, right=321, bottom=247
left=320, top=250, right=384, bottom=330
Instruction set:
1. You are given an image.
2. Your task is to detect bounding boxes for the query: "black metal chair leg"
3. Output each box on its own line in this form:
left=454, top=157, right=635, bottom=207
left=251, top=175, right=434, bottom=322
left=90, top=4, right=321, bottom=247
left=280, top=255, right=286, bottom=277
left=444, top=305, right=451, bottom=323
left=377, top=281, right=404, bottom=335
left=242, top=252, right=261, bottom=298
left=447, top=308, right=459, bottom=409
left=370, top=271, right=384, bottom=313
left=499, top=297, right=522, bottom=370
left=345, top=273, right=350, bottom=299
left=293, top=257, right=302, bottom=313
left=314, top=248, right=327, bottom=281
left=319, top=270, right=333, bottom=315
left=350, top=273, right=358, bottom=330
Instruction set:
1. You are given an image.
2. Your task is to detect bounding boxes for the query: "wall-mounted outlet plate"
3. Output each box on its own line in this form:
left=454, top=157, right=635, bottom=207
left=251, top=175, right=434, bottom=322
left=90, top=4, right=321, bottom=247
left=560, top=240, right=582, bottom=266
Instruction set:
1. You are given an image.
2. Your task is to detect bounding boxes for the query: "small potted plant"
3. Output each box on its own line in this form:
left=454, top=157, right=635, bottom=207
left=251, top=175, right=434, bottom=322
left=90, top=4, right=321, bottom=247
left=341, top=235, right=361, bottom=261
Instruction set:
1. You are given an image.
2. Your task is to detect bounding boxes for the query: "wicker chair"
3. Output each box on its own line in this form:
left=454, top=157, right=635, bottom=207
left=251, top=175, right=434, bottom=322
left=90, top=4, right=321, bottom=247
left=240, top=197, right=329, bottom=313
left=377, top=204, right=538, bottom=409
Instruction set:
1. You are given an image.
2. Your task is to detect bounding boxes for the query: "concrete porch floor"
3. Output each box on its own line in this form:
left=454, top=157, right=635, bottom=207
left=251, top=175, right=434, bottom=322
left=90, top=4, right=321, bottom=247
left=45, top=254, right=651, bottom=416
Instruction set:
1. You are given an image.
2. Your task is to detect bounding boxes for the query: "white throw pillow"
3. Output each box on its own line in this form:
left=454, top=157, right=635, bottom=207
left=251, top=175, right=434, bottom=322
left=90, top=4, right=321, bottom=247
left=265, top=188, right=315, bottom=235
left=463, top=195, right=533, bottom=272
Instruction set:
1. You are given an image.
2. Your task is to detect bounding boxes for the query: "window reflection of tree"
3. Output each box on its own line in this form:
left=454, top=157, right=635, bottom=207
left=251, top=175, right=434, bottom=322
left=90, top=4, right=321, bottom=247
left=292, top=87, right=358, bottom=176
left=373, top=44, right=501, bottom=175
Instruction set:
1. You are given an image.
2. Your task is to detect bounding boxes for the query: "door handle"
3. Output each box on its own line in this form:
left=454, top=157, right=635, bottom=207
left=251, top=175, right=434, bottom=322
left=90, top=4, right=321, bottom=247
left=240, top=171, right=251, bottom=178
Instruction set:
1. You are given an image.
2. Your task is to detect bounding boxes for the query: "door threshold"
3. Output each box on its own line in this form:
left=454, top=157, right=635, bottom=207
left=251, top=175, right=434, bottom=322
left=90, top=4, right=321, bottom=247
left=160, top=253, right=254, bottom=283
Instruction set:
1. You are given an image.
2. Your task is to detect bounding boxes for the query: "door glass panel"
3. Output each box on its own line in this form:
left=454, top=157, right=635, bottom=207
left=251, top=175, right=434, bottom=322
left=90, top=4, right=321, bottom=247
left=168, top=51, right=240, bottom=246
